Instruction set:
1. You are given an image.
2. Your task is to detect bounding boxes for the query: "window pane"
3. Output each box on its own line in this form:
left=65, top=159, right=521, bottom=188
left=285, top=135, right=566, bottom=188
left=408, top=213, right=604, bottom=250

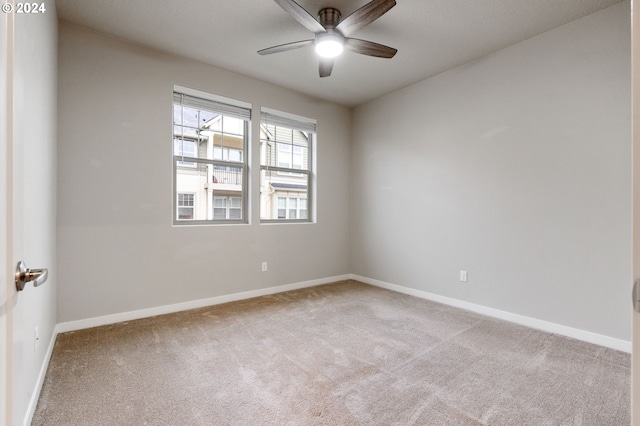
left=288, top=198, right=297, bottom=219
left=178, top=193, right=194, bottom=206
left=259, top=111, right=313, bottom=221
left=229, top=197, right=242, bottom=220
left=205, top=116, right=245, bottom=164
left=175, top=160, right=207, bottom=220
left=213, top=147, right=223, bottom=160
left=212, top=165, right=242, bottom=185
left=277, top=143, right=292, bottom=168
left=175, top=160, right=245, bottom=222
left=260, top=169, right=310, bottom=220
left=178, top=207, right=194, bottom=220
left=229, top=149, right=242, bottom=162
left=275, top=197, right=286, bottom=219
left=293, top=146, right=304, bottom=170
left=174, top=90, right=249, bottom=224
left=213, top=196, right=227, bottom=220
left=174, top=139, right=198, bottom=167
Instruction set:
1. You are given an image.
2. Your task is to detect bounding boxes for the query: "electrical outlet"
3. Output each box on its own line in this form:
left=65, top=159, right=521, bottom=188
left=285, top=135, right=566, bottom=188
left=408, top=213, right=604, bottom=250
left=459, top=270, right=468, bottom=282
left=34, top=327, right=39, bottom=352
left=261, top=262, right=268, bottom=272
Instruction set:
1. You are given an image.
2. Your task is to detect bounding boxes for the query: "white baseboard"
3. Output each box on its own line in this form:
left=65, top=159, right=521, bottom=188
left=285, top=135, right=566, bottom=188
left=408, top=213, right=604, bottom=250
left=350, top=274, right=632, bottom=354
left=23, top=325, right=58, bottom=426
left=56, top=274, right=351, bottom=334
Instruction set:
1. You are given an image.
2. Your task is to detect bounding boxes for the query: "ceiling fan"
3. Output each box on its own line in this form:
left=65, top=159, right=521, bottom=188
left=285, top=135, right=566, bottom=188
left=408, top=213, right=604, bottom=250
left=258, top=0, right=398, bottom=78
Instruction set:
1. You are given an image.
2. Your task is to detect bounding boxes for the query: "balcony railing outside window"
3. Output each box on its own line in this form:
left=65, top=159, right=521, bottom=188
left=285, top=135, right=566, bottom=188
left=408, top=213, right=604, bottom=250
left=212, top=166, right=243, bottom=186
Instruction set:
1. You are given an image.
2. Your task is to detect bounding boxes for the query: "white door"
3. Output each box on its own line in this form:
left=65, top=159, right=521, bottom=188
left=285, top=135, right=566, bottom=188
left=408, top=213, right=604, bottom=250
left=1, top=8, right=14, bottom=426
left=2, top=3, right=57, bottom=425
left=633, top=1, right=640, bottom=424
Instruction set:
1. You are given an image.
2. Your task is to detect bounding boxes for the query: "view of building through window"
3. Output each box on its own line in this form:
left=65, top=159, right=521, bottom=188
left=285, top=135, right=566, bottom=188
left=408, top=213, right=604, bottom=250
left=173, top=91, right=249, bottom=224
left=260, top=111, right=314, bottom=222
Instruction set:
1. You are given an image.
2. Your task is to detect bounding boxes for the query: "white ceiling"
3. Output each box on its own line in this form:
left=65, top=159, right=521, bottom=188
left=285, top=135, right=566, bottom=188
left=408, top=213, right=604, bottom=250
left=55, top=0, right=624, bottom=107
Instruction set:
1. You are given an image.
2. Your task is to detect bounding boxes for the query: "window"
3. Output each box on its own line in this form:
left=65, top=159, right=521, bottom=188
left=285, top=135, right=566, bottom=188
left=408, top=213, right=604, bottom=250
left=173, top=87, right=251, bottom=224
left=277, top=143, right=303, bottom=170
left=177, top=193, right=195, bottom=219
left=260, top=108, right=315, bottom=222
left=277, top=197, right=307, bottom=219
left=276, top=143, right=304, bottom=175
left=214, top=147, right=243, bottom=162
left=213, top=196, right=242, bottom=220
left=278, top=143, right=292, bottom=168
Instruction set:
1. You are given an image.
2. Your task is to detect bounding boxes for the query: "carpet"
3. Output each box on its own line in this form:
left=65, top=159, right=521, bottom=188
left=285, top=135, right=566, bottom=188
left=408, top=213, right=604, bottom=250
left=32, top=280, right=630, bottom=425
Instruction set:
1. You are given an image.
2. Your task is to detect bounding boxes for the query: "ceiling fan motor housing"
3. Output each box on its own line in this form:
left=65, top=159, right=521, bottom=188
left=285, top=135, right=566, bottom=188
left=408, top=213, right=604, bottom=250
left=318, top=8, right=341, bottom=30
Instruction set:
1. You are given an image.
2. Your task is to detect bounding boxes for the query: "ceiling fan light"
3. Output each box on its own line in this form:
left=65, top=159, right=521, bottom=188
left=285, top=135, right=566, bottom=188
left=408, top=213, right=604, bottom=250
left=315, top=35, right=344, bottom=58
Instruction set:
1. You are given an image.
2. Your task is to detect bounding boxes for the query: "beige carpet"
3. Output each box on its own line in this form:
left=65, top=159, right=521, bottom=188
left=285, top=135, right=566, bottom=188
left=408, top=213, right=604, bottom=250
left=33, top=280, right=630, bottom=425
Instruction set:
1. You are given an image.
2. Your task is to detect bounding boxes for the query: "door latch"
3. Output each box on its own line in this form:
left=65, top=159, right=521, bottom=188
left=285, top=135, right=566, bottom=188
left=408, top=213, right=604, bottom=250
left=634, top=279, right=640, bottom=313
left=15, top=261, right=48, bottom=291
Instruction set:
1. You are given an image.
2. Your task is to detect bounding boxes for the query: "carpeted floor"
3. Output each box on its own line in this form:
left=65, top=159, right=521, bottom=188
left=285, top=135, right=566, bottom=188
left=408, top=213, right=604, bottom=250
left=33, top=280, right=630, bottom=425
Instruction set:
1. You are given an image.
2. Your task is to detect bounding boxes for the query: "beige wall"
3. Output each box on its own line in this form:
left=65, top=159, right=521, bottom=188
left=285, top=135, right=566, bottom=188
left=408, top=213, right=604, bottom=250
left=57, top=23, right=351, bottom=323
left=351, top=2, right=632, bottom=341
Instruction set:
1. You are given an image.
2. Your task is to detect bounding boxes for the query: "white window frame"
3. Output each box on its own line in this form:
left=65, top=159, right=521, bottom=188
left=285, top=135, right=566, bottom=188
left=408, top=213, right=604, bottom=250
left=260, top=108, right=315, bottom=223
left=173, top=86, right=251, bottom=225
left=177, top=193, right=195, bottom=220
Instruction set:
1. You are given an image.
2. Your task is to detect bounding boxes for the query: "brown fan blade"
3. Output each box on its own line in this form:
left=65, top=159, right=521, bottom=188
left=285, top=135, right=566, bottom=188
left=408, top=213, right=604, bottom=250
left=344, top=38, right=397, bottom=58
left=273, top=0, right=326, bottom=33
left=319, top=58, right=334, bottom=78
left=335, top=0, right=396, bottom=37
left=258, top=39, right=314, bottom=55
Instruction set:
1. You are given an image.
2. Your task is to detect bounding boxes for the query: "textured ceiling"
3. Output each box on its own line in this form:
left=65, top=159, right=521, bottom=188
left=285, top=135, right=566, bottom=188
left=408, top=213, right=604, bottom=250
left=56, top=0, right=624, bottom=107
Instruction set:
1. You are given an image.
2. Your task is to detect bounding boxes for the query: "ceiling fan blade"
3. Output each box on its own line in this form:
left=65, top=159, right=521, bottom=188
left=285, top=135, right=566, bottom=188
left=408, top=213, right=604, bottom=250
left=345, top=38, right=397, bottom=58
left=319, top=58, right=334, bottom=78
left=335, top=0, right=396, bottom=37
left=273, top=0, right=326, bottom=33
left=258, top=39, right=314, bottom=55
